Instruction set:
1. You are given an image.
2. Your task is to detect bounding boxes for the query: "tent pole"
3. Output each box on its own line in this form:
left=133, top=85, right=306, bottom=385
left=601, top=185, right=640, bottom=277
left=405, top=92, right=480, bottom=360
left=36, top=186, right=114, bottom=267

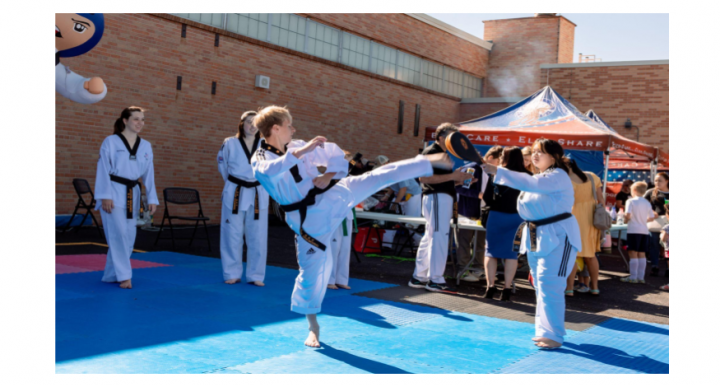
left=603, top=150, right=610, bottom=203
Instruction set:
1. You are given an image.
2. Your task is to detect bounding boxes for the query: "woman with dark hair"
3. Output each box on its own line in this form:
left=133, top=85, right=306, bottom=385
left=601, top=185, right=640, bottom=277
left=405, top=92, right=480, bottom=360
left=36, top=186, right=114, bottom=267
left=644, top=172, right=669, bottom=276
left=563, top=159, right=604, bottom=296
left=481, top=147, right=531, bottom=301
left=94, top=106, right=159, bottom=289
left=217, top=110, right=270, bottom=286
left=481, top=138, right=581, bottom=349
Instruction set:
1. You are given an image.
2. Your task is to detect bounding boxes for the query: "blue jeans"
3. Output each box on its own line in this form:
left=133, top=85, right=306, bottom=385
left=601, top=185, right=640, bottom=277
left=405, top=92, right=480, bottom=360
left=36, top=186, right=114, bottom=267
left=646, top=232, right=661, bottom=268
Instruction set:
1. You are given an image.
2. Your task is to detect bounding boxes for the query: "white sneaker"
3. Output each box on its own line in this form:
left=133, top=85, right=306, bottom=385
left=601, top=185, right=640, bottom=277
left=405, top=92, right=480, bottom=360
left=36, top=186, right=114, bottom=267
left=460, top=272, right=481, bottom=282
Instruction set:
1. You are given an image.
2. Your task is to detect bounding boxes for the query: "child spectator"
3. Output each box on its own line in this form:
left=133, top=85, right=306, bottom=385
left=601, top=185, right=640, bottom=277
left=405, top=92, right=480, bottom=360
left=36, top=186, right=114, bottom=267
left=620, top=182, right=657, bottom=284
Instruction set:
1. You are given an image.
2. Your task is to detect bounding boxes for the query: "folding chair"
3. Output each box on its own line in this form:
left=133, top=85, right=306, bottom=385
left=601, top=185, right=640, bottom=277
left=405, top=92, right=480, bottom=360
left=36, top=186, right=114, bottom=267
left=61, top=178, right=104, bottom=238
left=154, top=188, right=212, bottom=251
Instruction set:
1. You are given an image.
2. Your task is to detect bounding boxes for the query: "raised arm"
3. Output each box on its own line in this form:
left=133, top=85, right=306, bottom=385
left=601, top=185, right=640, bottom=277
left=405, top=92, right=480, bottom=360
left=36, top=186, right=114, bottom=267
left=303, top=142, right=349, bottom=180
left=252, top=150, right=302, bottom=180
left=493, top=167, right=566, bottom=194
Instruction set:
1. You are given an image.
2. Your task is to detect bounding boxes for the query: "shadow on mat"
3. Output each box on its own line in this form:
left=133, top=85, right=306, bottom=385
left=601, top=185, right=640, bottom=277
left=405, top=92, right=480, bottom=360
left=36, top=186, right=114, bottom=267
left=595, top=318, right=669, bottom=336
left=557, top=343, right=669, bottom=374
left=317, top=344, right=412, bottom=374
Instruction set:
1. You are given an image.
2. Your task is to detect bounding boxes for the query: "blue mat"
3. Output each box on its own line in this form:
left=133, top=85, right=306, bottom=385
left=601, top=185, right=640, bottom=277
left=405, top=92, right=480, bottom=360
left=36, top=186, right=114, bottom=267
left=56, top=251, right=669, bottom=373
left=495, top=318, right=669, bottom=374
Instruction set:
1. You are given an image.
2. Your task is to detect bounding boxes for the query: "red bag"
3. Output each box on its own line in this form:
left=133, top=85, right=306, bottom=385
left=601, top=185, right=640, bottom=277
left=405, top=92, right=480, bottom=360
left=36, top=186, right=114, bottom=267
left=353, top=227, right=384, bottom=253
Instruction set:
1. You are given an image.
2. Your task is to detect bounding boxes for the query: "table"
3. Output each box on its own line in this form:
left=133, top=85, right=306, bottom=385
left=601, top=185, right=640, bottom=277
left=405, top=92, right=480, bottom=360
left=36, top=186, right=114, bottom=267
left=354, top=209, right=485, bottom=284
left=354, top=209, right=633, bottom=282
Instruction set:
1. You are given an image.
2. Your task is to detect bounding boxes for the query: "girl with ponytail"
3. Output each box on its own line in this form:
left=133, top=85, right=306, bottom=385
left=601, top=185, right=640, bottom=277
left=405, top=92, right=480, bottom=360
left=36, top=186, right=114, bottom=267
left=94, top=106, right=159, bottom=289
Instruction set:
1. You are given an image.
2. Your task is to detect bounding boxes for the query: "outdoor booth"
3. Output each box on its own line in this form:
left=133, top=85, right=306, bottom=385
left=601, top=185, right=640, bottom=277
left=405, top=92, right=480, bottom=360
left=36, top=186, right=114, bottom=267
left=424, top=86, right=661, bottom=197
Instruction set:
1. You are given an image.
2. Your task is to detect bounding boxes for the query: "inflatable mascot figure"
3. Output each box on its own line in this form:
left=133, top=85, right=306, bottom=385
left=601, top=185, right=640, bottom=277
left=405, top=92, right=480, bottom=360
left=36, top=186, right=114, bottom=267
left=56, top=13, right=107, bottom=104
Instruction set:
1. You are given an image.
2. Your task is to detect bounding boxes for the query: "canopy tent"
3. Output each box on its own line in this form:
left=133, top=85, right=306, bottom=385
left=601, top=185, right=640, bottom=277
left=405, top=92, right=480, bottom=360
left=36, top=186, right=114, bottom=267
left=585, top=109, right=669, bottom=183
left=424, top=86, right=662, bottom=194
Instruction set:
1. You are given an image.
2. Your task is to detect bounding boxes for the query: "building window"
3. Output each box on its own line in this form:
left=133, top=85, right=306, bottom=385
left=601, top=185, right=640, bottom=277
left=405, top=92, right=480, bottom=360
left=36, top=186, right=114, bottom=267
left=173, top=13, right=224, bottom=28
left=269, top=13, right=306, bottom=51
left=397, top=51, right=422, bottom=86
left=226, top=13, right=268, bottom=41
left=370, top=42, right=397, bottom=78
left=307, top=20, right=339, bottom=61
left=444, top=67, right=464, bottom=98
left=340, top=32, right=371, bottom=71
left=169, top=13, right=484, bottom=98
left=421, top=61, right=444, bottom=93
left=463, top=75, right=482, bottom=98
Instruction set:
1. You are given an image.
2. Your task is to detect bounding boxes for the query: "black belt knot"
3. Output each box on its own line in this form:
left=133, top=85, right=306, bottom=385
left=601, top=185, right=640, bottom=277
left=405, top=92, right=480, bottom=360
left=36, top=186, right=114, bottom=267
left=228, top=175, right=261, bottom=219
left=513, top=213, right=573, bottom=253
left=280, top=180, right=339, bottom=251
left=110, top=174, right=142, bottom=219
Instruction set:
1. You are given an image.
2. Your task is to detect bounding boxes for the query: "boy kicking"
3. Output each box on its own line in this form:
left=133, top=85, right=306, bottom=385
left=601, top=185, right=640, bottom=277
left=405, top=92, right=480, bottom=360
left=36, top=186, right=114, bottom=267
left=251, top=106, right=453, bottom=347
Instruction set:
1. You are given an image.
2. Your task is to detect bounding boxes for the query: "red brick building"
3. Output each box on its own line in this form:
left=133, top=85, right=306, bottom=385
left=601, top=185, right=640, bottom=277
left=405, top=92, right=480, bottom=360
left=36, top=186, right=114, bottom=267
left=56, top=13, right=668, bottom=222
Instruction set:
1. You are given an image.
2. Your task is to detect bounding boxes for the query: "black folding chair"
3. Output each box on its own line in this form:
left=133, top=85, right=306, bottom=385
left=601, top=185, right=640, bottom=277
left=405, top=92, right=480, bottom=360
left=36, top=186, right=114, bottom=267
left=61, top=178, right=104, bottom=238
left=154, top=188, right=212, bottom=251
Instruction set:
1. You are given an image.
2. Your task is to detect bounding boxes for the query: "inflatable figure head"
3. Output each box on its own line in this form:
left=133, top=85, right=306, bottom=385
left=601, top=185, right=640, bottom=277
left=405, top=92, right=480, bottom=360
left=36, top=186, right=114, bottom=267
left=56, top=13, right=104, bottom=58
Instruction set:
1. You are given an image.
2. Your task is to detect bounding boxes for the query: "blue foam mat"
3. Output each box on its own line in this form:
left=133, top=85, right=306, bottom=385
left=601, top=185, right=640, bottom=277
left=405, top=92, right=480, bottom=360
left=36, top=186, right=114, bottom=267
left=56, top=251, right=670, bottom=373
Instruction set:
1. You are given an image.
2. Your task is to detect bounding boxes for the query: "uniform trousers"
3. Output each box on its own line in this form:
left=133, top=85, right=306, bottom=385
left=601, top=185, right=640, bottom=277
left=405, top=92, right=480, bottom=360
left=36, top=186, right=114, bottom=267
left=220, top=202, right=269, bottom=283
left=413, top=193, right=453, bottom=284
left=528, top=235, right=577, bottom=344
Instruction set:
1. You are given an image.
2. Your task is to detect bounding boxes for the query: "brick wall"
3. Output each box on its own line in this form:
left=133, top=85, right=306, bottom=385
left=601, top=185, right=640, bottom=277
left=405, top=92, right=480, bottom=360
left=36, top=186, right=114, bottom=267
left=56, top=13, right=476, bottom=221
left=302, top=13, right=489, bottom=78
left=458, top=102, right=512, bottom=122
left=483, top=16, right=576, bottom=98
left=542, top=64, right=669, bottom=152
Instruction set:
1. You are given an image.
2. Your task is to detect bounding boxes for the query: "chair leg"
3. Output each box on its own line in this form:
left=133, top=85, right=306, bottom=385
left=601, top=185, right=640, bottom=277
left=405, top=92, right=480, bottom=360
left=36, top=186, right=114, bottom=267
left=88, top=210, right=104, bottom=239
left=77, top=210, right=91, bottom=234
left=62, top=203, right=80, bottom=234
left=154, top=215, right=166, bottom=246
left=202, top=220, right=211, bottom=252
left=189, top=220, right=199, bottom=248
left=168, top=218, right=176, bottom=250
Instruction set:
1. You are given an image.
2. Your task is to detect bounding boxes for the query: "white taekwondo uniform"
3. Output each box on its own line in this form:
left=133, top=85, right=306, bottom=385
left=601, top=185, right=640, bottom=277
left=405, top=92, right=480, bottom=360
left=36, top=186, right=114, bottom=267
left=329, top=210, right=354, bottom=287
left=494, top=166, right=581, bottom=344
left=217, top=134, right=270, bottom=283
left=252, top=140, right=432, bottom=314
left=94, top=134, right=158, bottom=282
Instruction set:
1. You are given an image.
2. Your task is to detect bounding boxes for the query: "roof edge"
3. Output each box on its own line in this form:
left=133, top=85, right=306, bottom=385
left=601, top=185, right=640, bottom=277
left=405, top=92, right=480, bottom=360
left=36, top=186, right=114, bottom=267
left=541, top=60, right=669, bottom=69
left=404, top=14, right=493, bottom=51
left=461, top=97, right=525, bottom=104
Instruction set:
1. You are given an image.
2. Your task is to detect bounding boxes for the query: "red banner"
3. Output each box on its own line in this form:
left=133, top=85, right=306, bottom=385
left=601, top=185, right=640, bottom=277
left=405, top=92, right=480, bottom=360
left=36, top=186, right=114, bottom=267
left=425, top=127, right=610, bottom=151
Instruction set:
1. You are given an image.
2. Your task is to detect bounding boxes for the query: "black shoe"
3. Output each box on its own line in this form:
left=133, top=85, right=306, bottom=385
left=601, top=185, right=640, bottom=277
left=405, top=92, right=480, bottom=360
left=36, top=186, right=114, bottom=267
left=408, top=278, right=428, bottom=289
left=500, top=288, right=513, bottom=301
left=651, top=266, right=660, bottom=277
left=483, top=286, right=498, bottom=299
left=425, top=281, right=457, bottom=293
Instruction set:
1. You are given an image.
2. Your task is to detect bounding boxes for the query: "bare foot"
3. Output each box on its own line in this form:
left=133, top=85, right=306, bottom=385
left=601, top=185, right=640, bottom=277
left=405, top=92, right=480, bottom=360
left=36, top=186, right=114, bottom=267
left=336, top=284, right=351, bottom=290
left=225, top=278, right=241, bottom=284
left=533, top=337, right=561, bottom=349
left=425, top=153, right=453, bottom=170
left=305, top=330, right=321, bottom=348
left=327, top=284, right=338, bottom=290
left=119, top=279, right=132, bottom=289
left=252, top=281, right=265, bottom=287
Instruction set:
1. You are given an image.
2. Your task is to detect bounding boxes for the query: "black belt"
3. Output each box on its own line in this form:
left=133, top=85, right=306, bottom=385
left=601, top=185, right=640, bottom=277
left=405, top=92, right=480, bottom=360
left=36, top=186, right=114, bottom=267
left=422, top=192, right=458, bottom=231
left=110, top=175, right=142, bottom=219
left=280, top=180, right=339, bottom=251
left=228, top=175, right=261, bottom=219
left=513, top=213, right=573, bottom=252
